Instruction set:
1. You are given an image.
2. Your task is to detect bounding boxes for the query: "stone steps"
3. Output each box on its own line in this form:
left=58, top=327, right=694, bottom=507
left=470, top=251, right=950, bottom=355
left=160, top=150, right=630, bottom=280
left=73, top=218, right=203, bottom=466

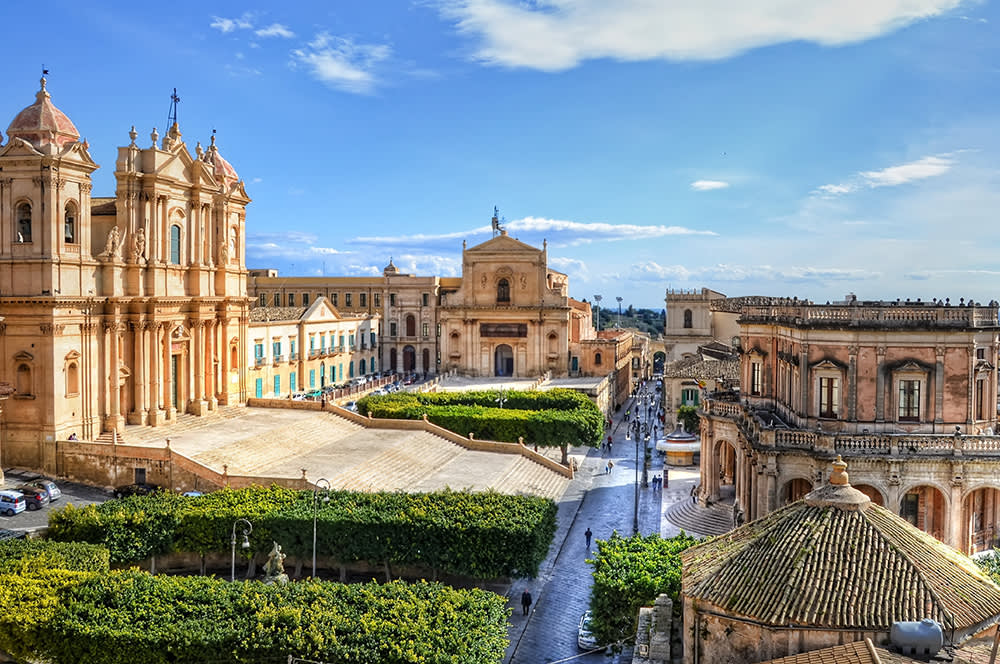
left=329, top=431, right=465, bottom=492
left=490, top=456, right=569, bottom=500
left=664, top=498, right=734, bottom=537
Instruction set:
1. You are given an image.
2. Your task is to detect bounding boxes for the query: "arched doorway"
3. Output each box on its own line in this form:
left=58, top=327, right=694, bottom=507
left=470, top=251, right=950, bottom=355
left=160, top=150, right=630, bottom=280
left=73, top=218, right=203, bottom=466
left=495, top=344, right=514, bottom=377
left=320, top=362, right=326, bottom=388
left=780, top=478, right=813, bottom=506
left=390, top=348, right=397, bottom=372
left=853, top=484, right=885, bottom=507
left=963, top=487, right=1000, bottom=554
left=653, top=351, right=666, bottom=374
left=422, top=348, right=431, bottom=374
left=713, top=440, right=737, bottom=503
left=403, top=345, right=416, bottom=372
left=900, top=485, right=948, bottom=542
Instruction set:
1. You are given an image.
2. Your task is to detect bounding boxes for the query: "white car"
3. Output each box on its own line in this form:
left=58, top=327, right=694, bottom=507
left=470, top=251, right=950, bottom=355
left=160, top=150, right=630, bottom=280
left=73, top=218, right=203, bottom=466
left=577, top=610, right=601, bottom=650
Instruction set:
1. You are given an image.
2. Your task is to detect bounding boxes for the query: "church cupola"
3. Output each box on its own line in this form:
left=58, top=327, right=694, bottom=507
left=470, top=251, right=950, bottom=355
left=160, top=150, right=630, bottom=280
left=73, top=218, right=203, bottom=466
left=6, top=77, right=81, bottom=151
left=204, top=133, right=239, bottom=189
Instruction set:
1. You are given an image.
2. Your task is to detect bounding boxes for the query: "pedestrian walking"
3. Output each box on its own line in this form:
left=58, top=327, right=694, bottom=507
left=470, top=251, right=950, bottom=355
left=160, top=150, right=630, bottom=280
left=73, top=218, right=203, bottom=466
left=606, top=460, right=614, bottom=474
left=664, top=469, right=669, bottom=488
left=521, top=589, right=532, bottom=615
left=585, top=527, right=592, bottom=548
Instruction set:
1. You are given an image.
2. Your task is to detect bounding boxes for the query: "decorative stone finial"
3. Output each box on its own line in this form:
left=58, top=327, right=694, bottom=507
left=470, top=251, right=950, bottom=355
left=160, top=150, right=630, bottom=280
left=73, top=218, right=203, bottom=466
left=39, top=76, right=47, bottom=92
left=195, top=141, right=203, bottom=157
left=150, top=127, right=159, bottom=149
left=128, top=125, right=137, bottom=146
left=829, top=455, right=849, bottom=486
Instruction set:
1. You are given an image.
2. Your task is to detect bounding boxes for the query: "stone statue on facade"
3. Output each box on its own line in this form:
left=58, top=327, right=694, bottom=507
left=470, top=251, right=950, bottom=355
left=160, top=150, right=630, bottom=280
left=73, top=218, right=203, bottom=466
left=130, top=227, right=145, bottom=263
left=102, top=225, right=121, bottom=259
left=262, top=541, right=288, bottom=585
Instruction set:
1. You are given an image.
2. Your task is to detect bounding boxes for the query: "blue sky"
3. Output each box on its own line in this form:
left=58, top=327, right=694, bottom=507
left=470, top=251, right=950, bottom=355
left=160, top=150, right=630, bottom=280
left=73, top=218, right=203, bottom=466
left=2, top=1, right=998, bottom=308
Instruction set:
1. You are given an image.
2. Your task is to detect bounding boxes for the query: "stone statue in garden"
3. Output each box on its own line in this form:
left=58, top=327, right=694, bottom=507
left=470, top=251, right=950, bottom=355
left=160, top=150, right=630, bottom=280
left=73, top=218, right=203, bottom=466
left=263, top=541, right=288, bottom=585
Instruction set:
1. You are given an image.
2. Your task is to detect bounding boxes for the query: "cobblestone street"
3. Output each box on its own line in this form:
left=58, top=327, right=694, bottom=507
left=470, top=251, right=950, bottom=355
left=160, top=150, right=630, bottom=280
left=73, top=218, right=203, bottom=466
left=505, top=383, right=693, bottom=664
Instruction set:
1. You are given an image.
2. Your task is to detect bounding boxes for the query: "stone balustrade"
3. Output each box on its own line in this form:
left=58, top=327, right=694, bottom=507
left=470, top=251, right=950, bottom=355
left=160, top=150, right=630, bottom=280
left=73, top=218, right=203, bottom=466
left=741, top=302, right=998, bottom=328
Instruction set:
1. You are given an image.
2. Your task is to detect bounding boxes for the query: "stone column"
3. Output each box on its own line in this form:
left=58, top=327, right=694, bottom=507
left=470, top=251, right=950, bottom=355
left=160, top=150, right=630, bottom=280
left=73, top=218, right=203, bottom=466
left=190, top=321, right=208, bottom=415
left=104, top=322, right=123, bottom=433
left=799, top=344, right=809, bottom=422
left=207, top=320, right=218, bottom=410
left=875, top=345, right=887, bottom=428
left=950, top=480, right=963, bottom=550
left=218, top=316, right=230, bottom=405
left=967, top=344, right=976, bottom=426
left=163, top=324, right=175, bottom=419
left=149, top=322, right=164, bottom=425
left=847, top=345, right=859, bottom=423
left=933, top=345, right=946, bottom=432
left=128, top=321, right=147, bottom=425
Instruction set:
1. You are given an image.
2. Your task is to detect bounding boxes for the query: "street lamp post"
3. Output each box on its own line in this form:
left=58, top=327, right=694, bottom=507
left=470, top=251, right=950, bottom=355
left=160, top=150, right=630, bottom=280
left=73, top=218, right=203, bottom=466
left=632, top=416, right=641, bottom=535
left=312, top=478, right=331, bottom=578
left=230, top=518, right=252, bottom=582
left=616, top=296, right=623, bottom=328
left=593, top=294, right=602, bottom=332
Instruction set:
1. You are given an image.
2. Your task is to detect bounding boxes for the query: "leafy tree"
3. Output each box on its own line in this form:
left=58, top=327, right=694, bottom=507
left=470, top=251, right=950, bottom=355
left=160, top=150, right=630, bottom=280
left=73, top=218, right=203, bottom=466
left=677, top=405, right=700, bottom=434
left=587, top=532, right=699, bottom=649
left=975, top=551, right=1000, bottom=584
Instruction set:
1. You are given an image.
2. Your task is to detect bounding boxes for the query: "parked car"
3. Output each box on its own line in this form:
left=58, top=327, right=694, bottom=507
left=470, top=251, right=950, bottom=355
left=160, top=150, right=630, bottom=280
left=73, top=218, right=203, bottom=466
left=27, top=479, right=61, bottom=502
left=0, top=528, right=27, bottom=542
left=181, top=490, right=204, bottom=498
left=344, top=401, right=358, bottom=412
left=0, top=491, right=26, bottom=516
left=14, top=486, right=50, bottom=511
left=578, top=610, right=602, bottom=650
left=114, top=483, right=163, bottom=499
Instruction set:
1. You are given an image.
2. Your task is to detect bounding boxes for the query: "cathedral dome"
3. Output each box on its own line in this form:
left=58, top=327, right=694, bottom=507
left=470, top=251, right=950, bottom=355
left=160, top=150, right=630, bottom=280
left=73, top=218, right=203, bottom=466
left=206, top=134, right=238, bottom=188
left=6, top=77, right=80, bottom=149
left=383, top=258, right=399, bottom=276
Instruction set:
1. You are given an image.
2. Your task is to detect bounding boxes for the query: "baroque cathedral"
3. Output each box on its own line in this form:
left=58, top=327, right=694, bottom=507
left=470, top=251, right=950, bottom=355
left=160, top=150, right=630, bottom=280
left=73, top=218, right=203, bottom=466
left=0, top=78, right=250, bottom=453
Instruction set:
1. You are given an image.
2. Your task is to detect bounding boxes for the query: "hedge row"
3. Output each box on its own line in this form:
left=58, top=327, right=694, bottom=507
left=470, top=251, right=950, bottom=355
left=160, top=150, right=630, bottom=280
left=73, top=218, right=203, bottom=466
left=358, top=388, right=604, bottom=448
left=48, top=487, right=558, bottom=578
left=587, top=532, right=699, bottom=648
left=0, top=539, right=109, bottom=574
left=0, top=570, right=509, bottom=664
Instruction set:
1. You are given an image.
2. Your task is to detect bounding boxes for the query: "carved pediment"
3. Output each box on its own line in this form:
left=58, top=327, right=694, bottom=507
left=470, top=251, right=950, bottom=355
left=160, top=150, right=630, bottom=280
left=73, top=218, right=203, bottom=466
left=811, top=358, right=847, bottom=371
left=13, top=350, right=34, bottom=362
left=64, top=350, right=81, bottom=362
left=0, top=137, right=44, bottom=158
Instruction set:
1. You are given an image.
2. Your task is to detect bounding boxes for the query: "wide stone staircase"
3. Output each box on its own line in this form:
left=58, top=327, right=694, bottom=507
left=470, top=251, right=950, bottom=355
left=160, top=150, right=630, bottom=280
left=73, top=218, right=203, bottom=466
left=664, top=498, right=735, bottom=537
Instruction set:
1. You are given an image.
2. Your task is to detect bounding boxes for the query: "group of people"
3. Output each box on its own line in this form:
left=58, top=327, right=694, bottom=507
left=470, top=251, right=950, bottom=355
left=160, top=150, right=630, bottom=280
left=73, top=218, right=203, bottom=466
left=649, top=472, right=667, bottom=491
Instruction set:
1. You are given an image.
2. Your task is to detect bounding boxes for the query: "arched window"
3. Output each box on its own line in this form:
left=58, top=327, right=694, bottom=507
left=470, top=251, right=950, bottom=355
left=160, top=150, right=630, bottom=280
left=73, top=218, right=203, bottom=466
left=16, top=363, right=32, bottom=396
left=405, top=314, right=416, bottom=337
left=66, top=361, right=80, bottom=396
left=64, top=202, right=77, bottom=244
left=497, top=278, right=510, bottom=303
left=595, top=352, right=602, bottom=366
left=169, top=225, right=181, bottom=264
left=548, top=332, right=558, bottom=355
left=16, top=203, right=32, bottom=243
left=683, top=309, right=693, bottom=329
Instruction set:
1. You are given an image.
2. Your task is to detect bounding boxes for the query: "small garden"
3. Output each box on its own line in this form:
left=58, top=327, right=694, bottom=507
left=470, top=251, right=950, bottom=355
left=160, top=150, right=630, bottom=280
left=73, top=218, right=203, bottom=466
left=357, top=388, right=604, bottom=462
left=0, top=486, right=561, bottom=664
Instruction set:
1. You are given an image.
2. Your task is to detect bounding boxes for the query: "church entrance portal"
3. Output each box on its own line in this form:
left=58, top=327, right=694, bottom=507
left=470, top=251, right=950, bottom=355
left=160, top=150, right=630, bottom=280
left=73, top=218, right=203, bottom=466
left=403, top=346, right=416, bottom=372
left=494, top=344, right=514, bottom=377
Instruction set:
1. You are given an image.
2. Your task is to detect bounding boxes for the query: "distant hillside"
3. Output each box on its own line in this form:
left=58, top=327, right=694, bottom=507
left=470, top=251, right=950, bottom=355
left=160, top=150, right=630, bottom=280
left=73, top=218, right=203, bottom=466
left=595, top=307, right=664, bottom=338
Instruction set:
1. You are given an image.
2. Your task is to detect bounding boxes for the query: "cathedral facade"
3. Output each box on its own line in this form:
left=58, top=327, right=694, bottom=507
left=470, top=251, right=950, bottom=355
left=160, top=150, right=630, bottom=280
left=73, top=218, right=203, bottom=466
left=0, top=79, right=250, bottom=461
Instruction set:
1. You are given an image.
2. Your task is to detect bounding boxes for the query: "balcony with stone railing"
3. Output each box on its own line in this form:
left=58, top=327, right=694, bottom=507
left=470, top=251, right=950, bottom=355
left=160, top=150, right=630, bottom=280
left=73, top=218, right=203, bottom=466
left=740, top=300, right=999, bottom=329
left=702, top=396, right=1000, bottom=460
left=272, top=355, right=285, bottom=365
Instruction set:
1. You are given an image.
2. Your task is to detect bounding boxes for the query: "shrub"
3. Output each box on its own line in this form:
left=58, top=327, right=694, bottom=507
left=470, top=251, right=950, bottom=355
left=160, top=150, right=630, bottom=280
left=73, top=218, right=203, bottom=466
left=677, top=405, right=700, bottom=434
left=587, top=532, right=700, bottom=648
left=0, top=539, right=109, bottom=574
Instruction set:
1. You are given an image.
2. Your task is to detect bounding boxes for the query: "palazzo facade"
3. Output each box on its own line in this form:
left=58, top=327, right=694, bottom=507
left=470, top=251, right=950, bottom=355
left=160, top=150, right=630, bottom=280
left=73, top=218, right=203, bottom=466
left=0, top=79, right=250, bottom=462
left=698, top=298, right=1000, bottom=554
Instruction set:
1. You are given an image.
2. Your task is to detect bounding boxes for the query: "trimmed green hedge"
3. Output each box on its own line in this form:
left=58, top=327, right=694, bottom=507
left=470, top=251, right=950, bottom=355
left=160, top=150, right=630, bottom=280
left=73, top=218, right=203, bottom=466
left=358, top=388, right=604, bottom=448
left=48, top=487, right=557, bottom=578
left=0, top=539, right=109, bottom=574
left=587, top=532, right=699, bottom=648
left=0, top=570, right=509, bottom=664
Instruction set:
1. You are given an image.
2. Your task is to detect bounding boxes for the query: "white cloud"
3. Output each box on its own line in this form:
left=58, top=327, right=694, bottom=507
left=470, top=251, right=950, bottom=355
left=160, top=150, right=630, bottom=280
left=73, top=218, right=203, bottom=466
left=255, top=23, right=295, bottom=38
left=290, top=33, right=392, bottom=94
left=437, top=0, right=964, bottom=71
left=309, top=247, right=353, bottom=255
left=690, top=180, right=730, bottom=191
left=210, top=14, right=254, bottom=33
left=815, top=154, right=957, bottom=196
left=627, top=261, right=881, bottom=283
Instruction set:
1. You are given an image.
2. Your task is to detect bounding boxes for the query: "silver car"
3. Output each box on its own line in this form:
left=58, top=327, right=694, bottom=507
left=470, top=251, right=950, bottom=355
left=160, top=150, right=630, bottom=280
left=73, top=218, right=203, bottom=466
left=27, top=479, right=61, bottom=502
left=578, top=610, right=601, bottom=650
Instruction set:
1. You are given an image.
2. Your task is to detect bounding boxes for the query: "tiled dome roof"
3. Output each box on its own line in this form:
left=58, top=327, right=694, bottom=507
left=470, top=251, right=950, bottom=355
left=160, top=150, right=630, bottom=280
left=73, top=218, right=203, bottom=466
left=682, top=457, right=1000, bottom=635
left=6, top=77, right=80, bottom=149
left=206, top=134, right=238, bottom=188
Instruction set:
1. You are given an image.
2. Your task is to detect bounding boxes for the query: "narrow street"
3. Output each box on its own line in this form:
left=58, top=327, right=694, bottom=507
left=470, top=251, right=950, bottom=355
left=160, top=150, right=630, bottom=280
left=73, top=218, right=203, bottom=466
left=506, top=382, right=684, bottom=664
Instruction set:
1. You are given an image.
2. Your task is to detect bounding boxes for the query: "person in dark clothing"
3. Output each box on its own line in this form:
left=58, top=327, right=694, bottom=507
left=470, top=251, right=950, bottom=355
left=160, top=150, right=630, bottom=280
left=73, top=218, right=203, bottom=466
left=521, top=589, right=532, bottom=615
left=585, top=527, right=593, bottom=548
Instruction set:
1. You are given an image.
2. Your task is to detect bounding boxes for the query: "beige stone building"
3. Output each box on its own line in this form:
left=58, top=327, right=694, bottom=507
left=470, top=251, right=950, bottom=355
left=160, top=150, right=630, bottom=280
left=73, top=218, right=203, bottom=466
left=0, top=78, right=250, bottom=471
left=663, top=288, right=738, bottom=362
left=247, top=297, right=379, bottom=398
left=698, top=298, right=1000, bottom=554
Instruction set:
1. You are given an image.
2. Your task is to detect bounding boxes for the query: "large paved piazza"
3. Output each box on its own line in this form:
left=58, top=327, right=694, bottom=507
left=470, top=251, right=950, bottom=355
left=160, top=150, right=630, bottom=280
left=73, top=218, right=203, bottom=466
left=121, top=406, right=571, bottom=499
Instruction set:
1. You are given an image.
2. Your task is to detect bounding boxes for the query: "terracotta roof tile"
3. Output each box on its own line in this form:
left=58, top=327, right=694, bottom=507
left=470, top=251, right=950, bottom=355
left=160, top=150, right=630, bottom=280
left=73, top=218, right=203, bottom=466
left=663, top=356, right=739, bottom=381
left=249, top=306, right=307, bottom=322
left=758, top=640, right=921, bottom=664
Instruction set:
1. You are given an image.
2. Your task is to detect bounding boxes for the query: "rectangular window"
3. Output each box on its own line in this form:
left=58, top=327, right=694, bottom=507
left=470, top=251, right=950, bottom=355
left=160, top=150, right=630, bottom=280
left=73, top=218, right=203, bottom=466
left=898, top=380, right=920, bottom=421
left=390, top=322, right=397, bottom=336
left=320, top=334, right=326, bottom=351
left=290, top=371, right=297, bottom=391
left=374, top=293, right=381, bottom=307
left=290, top=340, right=297, bottom=359
left=976, top=379, right=985, bottom=420
left=370, top=332, right=376, bottom=347
left=331, top=293, right=338, bottom=306
left=259, top=294, right=266, bottom=307
left=302, top=293, right=310, bottom=307
left=422, top=322, right=429, bottom=338
left=288, top=293, right=295, bottom=307
left=273, top=375, right=281, bottom=396
left=422, top=293, right=429, bottom=306
left=819, top=377, right=839, bottom=419
left=273, top=293, right=281, bottom=307
left=349, top=333, right=355, bottom=348
left=977, top=348, right=985, bottom=360
left=309, top=370, right=316, bottom=388
left=345, top=293, right=353, bottom=307
left=901, top=493, right=919, bottom=526
left=360, top=293, right=367, bottom=307
left=310, top=336, right=315, bottom=350
left=750, top=362, right=762, bottom=395
left=272, top=341, right=281, bottom=358
left=681, top=388, right=700, bottom=406
left=389, top=293, right=396, bottom=306
left=254, top=343, right=264, bottom=359
left=255, top=378, right=263, bottom=399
